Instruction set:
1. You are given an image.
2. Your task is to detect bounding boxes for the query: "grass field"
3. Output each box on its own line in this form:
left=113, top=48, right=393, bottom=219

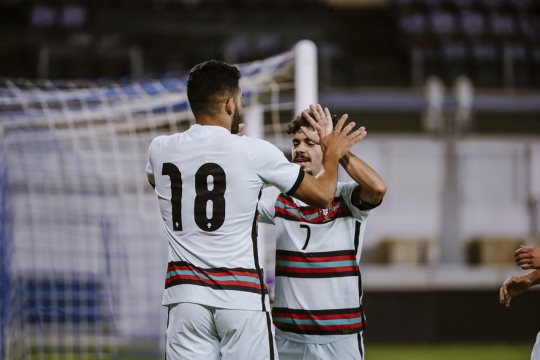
left=368, top=344, right=532, bottom=360
left=28, top=343, right=532, bottom=359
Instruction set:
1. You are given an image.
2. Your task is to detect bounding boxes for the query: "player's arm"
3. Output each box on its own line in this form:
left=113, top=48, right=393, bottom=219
left=339, top=151, right=386, bottom=209
left=290, top=106, right=365, bottom=208
left=146, top=162, right=156, bottom=189
left=146, top=136, right=165, bottom=190
left=289, top=152, right=339, bottom=208
left=299, top=104, right=384, bottom=209
left=499, top=269, right=540, bottom=307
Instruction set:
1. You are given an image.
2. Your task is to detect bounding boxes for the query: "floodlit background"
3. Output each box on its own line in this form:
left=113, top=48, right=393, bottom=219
left=1, top=0, right=540, bottom=359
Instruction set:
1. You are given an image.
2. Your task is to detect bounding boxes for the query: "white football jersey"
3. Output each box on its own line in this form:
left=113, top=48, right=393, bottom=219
left=147, top=124, right=303, bottom=311
left=259, top=182, right=369, bottom=344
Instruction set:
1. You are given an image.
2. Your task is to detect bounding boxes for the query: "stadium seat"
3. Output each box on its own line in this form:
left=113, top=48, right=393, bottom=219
left=466, top=237, right=523, bottom=266
left=377, top=238, right=435, bottom=265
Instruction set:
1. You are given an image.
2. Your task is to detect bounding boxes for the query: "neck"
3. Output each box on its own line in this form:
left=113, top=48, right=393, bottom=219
left=313, top=168, right=325, bottom=178
left=196, top=115, right=231, bottom=131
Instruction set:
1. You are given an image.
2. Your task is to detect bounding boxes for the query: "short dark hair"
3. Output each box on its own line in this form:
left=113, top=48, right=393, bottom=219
left=187, top=60, right=241, bottom=117
left=287, top=111, right=337, bottom=135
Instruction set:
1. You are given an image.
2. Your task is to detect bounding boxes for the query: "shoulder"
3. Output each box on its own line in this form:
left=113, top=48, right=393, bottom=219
left=241, top=137, right=288, bottom=165
left=240, top=136, right=279, bottom=151
left=336, top=181, right=371, bottom=218
left=150, top=134, right=168, bottom=145
left=335, top=181, right=357, bottom=197
left=148, top=135, right=168, bottom=152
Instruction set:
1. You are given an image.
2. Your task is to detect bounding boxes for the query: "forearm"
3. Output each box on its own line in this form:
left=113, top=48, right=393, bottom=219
left=291, top=152, right=339, bottom=208
left=339, top=151, right=386, bottom=205
left=316, top=153, right=340, bottom=205
left=525, top=269, right=540, bottom=287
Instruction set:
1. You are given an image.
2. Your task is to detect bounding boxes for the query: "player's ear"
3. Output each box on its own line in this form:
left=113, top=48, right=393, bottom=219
left=224, top=97, right=234, bottom=116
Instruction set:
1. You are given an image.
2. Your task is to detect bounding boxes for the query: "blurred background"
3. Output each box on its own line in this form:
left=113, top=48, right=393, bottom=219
left=1, top=0, right=540, bottom=359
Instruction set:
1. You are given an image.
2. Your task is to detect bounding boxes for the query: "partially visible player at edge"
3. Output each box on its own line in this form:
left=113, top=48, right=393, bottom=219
left=258, top=105, right=386, bottom=360
left=500, top=244, right=540, bottom=360
left=146, top=60, right=364, bottom=360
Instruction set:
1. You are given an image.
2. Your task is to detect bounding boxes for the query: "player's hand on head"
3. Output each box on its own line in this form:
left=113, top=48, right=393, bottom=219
left=514, top=245, right=540, bottom=270
left=317, top=104, right=334, bottom=136
left=301, top=104, right=333, bottom=145
left=299, top=118, right=320, bottom=145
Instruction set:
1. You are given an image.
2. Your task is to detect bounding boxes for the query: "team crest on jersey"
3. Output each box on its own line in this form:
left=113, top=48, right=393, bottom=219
left=319, top=208, right=331, bottom=221
left=275, top=194, right=352, bottom=224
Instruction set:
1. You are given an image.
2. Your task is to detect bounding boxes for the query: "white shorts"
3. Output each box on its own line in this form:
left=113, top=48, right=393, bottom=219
left=275, top=333, right=364, bottom=360
left=532, top=332, right=540, bottom=360
left=166, top=302, right=278, bottom=360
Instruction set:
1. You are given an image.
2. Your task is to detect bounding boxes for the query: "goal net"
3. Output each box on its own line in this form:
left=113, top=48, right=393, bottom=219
left=0, top=40, right=317, bottom=359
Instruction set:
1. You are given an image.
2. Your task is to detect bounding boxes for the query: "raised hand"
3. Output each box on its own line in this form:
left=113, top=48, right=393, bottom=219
left=514, top=245, right=540, bottom=270
left=321, top=112, right=367, bottom=160
left=300, top=104, right=334, bottom=144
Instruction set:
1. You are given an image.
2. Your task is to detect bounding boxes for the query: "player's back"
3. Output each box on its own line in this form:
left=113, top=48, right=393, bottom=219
left=149, top=125, right=258, bottom=264
left=147, top=124, right=301, bottom=310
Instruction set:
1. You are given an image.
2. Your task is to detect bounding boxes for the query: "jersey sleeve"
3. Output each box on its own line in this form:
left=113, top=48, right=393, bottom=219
left=258, top=186, right=280, bottom=224
left=146, top=162, right=155, bottom=187
left=246, top=138, right=304, bottom=195
left=146, top=135, right=165, bottom=188
left=338, top=182, right=370, bottom=221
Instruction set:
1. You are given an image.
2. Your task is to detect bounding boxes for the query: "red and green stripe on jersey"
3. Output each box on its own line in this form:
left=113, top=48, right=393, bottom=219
left=274, top=194, right=352, bottom=224
left=272, top=307, right=366, bottom=335
left=276, top=249, right=360, bottom=278
left=165, top=261, right=267, bottom=295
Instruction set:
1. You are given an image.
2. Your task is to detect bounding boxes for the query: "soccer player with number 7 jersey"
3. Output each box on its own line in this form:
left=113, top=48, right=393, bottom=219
left=146, top=60, right=364, bottom=360
left=258, top=106, right=386, bottom=360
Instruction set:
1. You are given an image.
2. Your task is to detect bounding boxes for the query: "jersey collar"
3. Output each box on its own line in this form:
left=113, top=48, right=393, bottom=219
left=189, top=124, right=231, bottom=135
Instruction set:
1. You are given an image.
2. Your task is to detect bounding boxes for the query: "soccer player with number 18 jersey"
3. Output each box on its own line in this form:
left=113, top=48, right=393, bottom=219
left=146, top=60, right=364, bottom=360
